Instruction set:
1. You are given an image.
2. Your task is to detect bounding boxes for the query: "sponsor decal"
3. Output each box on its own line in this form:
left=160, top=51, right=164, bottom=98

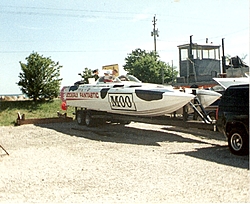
left=66, top=92, right=99, bottom=99
left=109, top=93, right=136, bottom=111
left=79, top=92, right=99, bottom=98
left=66, top=92, right=78, bottom=98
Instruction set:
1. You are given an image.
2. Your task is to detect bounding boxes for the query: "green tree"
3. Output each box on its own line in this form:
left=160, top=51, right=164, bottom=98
left=123, top=48, right=178, bottom=84
left=17, top=52, right=62, bottom=101
left=78, top=67, right=93, bottom=84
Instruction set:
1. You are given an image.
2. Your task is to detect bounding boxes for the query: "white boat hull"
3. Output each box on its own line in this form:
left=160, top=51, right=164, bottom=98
left=184, top=88, right=221, bottom=108
left=174, top=88, right=222, bottom=114
left=61, top=84, right=194, bottom=117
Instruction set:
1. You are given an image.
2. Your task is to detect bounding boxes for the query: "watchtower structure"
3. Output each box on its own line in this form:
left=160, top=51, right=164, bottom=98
left=176, top=36, right=221, bottom=86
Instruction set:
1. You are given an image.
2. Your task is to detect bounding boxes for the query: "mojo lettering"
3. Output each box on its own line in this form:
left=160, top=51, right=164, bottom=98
left=66, top=92, right=99, bottom=99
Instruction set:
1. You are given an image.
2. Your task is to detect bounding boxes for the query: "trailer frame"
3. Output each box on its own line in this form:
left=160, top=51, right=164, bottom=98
left=73, top=95, right=216, bottom=131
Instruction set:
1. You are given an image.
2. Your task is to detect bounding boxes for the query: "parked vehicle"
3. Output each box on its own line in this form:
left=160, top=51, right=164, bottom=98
left=216, top=84, right=249, bottom=155
left=213, top=75, right=249, bottom=89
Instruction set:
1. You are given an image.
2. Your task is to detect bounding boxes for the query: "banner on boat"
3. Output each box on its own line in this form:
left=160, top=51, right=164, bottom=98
left=102, top=64, right=119, bottom=76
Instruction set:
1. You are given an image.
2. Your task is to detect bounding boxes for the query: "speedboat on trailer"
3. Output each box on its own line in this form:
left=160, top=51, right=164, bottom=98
left=60, top=76, right=195, bottom=117
left=180, top=87, right=222, bottom=109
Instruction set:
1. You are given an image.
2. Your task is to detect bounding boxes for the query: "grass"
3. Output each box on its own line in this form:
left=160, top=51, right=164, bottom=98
left=0, top=99, right=75, bottom=126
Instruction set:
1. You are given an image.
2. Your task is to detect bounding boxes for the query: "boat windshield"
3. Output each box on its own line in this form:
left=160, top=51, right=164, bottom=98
left=118, top=75, right=141, bottom=83
left=96, top=76, right=122, bottom=84
left=96, top=74, right=141, bottom=84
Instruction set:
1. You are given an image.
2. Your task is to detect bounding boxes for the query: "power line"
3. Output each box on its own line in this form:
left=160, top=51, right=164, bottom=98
left=0, top=10, right=147, bottom=21
left=0, top=6, right=152, bottom=21
left=0, top=5, right=239, bottom=26
left=0, top=50, right=129, bottom=53
left=1, top=5, right=142, bottom=15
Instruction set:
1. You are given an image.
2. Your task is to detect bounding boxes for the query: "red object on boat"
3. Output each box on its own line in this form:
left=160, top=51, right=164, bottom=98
left=61, top=102, right=67, bottom=110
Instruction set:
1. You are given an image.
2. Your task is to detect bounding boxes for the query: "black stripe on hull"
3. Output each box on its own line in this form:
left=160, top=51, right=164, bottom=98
left=135, top=89, right=164, bottom=101
left=100, top=88, right=110, bottom=99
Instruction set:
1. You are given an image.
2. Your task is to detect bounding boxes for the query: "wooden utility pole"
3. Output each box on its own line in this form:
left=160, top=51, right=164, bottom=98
left=151, top=15, right=159, bottom=53
left=172, top=60, right=174, bottom=84
left=222, top=38, right=226, bottom=73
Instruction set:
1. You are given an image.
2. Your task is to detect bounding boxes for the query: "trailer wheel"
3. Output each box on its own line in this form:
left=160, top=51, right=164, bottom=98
left=76, top=110, right=85, bottom=125
left=85, top=111, right=96, bottom=127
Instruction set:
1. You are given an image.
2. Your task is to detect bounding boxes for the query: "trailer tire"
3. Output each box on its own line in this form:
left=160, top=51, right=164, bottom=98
left=85, top=111, right=96, bottom=127
left=76, top=110, right=85, bottom=125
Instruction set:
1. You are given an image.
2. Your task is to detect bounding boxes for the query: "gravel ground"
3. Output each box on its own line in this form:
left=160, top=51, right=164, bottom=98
left=0, top=121, right=249, bottom=203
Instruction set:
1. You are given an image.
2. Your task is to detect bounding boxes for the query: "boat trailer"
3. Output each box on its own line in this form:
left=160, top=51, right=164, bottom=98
left=74, top=92, right=217, bottom=131
left=186, top=96, right=214, bottom=124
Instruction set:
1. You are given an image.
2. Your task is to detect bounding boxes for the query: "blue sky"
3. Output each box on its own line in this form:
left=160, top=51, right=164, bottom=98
left=0, top=0, right=249, bottom=94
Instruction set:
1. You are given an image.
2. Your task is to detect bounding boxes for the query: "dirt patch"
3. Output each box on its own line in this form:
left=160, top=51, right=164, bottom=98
left=0, top=122, right=249, bottom=203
